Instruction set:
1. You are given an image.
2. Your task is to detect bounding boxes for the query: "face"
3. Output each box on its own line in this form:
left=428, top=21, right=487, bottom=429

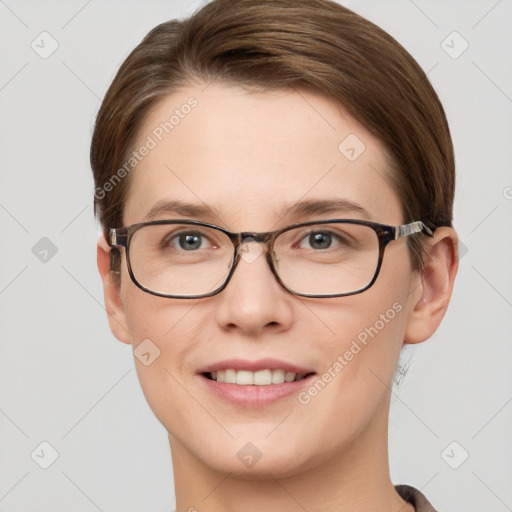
left=107, top=83, right=426, bottom=478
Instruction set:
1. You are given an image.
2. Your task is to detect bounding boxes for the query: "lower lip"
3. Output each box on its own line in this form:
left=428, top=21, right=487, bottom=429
left=198, top=374, right=316, bottom=407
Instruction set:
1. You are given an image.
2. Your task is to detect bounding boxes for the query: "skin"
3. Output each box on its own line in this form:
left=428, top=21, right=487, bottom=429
left=97, top=83, right=458, bottom=512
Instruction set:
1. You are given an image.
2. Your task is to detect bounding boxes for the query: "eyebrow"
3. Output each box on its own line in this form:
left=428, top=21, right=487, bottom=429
left=278, top=198, right=371, bottom=220
left=144, top=198, right=371, bottom=222
left=145, top=199, right=222, bottom=221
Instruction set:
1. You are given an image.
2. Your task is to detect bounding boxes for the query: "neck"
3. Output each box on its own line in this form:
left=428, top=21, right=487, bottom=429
left=169, top=396, right=413, bottom=512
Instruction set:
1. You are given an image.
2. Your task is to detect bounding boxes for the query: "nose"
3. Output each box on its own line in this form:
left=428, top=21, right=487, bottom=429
left=213, top=239, right=294, bottom=337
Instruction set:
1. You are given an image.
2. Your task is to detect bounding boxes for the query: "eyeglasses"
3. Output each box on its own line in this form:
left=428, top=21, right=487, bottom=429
left=107, top=219, right=434, bottom=299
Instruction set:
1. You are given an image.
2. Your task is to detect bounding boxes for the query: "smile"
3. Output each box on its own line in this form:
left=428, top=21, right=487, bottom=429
left=197, top=359, right=316, bottom=406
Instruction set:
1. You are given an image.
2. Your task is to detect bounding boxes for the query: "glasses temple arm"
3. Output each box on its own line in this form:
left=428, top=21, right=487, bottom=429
left=106, top=228, right=128, bottom=248
left=395, top=221, right=434, bottom=239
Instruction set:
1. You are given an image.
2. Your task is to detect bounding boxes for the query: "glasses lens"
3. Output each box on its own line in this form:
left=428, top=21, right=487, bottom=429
left=273, top=222, right=380, bottom=296
left=128, top=223, right=233, bottom=297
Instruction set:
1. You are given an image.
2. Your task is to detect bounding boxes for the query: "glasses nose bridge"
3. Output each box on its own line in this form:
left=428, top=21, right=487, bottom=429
left=229, top=230, right=277, bottom=263
left=226, top=231, right=279, bottom=288
left=239, top=231, right=274, bottom=245
left=234, top=231, right=276, bottom=257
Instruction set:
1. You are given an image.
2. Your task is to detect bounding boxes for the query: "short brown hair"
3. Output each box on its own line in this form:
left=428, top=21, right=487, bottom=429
left=90, top=0, right=455, bottom=271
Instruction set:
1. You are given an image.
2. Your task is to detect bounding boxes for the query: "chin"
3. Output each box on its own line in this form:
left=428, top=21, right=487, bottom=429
left=203, top=448, right=315, bottom=481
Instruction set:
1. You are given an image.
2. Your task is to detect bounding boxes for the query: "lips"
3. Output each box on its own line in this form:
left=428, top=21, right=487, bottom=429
left=197, top=358, right=316, bottom=406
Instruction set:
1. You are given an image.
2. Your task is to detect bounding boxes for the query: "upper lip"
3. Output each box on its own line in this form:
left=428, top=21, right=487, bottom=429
left=197, top=358, right=314, bottom=374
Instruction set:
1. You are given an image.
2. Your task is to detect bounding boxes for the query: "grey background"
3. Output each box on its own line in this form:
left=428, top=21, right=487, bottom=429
left=0, top=0, right=511, bottom=511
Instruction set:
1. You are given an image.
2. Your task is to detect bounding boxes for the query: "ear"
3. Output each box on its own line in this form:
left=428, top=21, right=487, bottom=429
left=97, top=233, right=131, bottom=345
left=403, top=227, right=459, bottom=344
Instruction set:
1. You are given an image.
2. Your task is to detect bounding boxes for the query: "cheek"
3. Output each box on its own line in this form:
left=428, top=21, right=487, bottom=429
left=120, top=289, right=204, bottom=429
left=303, top=254, right=412, bottom=406
left=120, top=260, right=171, bottom=338
left=313, top=246, right=411, bottom=367
left=290, top=295, right=407, bottom=452
left=121, top=278, right=203, bottom=348
left=309, top=290, right=408, bottom=391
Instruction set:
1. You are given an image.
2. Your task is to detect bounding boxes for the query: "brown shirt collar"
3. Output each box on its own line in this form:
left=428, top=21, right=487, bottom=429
left=395, top=484, right=439, bottom=512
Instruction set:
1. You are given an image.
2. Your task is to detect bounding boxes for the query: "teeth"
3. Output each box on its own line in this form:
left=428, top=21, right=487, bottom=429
left=209, top=369, right=308, bottom=385
left=285, top=371, right=296, bottom=383
left=254, top=369, right=272, bottom=385
left=236, top=370, right=253, bottom=385
left=225, top=369, right=237, bottom=384
left=271, top=369, right=285, bottom=384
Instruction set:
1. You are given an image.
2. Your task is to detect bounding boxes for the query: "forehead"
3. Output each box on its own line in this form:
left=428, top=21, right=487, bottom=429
left=123, top=83, right=403, bottom=229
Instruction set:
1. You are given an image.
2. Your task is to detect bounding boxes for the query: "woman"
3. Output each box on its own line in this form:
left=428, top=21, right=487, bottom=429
left=91, top=0, right=458, bottom=510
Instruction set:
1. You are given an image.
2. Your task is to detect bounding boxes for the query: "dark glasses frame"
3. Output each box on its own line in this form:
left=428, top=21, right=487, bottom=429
left=107, top=219, right=434, bottom=299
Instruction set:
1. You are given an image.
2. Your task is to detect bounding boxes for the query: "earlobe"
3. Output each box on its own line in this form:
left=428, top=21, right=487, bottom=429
left=97, top=233, right=132, bottom=345
left=403, top=227, right=459, bottom=345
